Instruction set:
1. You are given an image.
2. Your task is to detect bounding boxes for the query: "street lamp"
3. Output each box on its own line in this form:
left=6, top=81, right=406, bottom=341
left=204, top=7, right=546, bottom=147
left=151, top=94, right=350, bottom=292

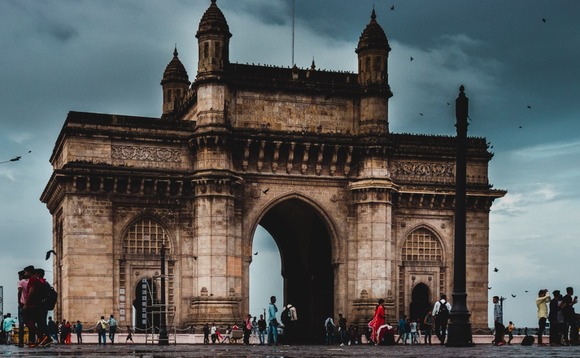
left=446, top=85, right=474, bottom=347
left=158, top=244, right=169, bottom=345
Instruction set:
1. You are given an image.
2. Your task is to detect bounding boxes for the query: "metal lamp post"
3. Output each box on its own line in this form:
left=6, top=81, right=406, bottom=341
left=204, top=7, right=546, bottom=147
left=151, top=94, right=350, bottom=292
left=446, top=85, right=474, bottom=347
left=158, top=244, right=169, bottom=345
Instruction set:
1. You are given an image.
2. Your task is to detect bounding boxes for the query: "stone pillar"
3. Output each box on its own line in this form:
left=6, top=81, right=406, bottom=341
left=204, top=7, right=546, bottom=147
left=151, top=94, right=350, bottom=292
left=190, top=177, right=242, bottom=327
left=348, top=179, right=397, bottom=324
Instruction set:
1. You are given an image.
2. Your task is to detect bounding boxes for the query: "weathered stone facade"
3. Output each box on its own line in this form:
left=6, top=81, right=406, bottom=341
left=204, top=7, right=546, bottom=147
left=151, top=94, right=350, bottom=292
left=41, top=1, right=504, bottom=339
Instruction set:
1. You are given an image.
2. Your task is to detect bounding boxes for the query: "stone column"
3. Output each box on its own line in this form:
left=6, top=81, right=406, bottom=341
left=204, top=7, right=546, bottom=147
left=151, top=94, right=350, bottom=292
left=348, top=179, right=397, bottom=324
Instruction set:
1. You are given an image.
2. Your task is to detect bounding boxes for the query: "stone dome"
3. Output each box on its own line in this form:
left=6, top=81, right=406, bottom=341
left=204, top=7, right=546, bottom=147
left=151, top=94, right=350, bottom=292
left=196, top=0, right=231, bottom=39
left=356, top=9, right=389, bottom=53
left=161, top=48, right=190, bottom=85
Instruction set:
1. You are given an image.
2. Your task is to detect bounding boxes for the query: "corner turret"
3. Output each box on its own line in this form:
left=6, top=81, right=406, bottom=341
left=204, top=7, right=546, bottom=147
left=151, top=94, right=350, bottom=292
left=161, top=47, right=190, bottom=117
left=356, top=9, right=392, bottom=135
left=196, top=0, right=231, bottom=80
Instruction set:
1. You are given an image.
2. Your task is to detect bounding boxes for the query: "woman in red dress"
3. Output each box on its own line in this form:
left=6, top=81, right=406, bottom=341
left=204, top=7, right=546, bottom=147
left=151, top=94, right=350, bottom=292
left=369, top=299, right=385, bottom=344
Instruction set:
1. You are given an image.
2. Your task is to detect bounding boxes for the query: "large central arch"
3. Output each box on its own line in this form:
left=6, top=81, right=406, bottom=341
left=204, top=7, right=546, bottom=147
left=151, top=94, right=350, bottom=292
left=254, top=196, right=335, bottom=343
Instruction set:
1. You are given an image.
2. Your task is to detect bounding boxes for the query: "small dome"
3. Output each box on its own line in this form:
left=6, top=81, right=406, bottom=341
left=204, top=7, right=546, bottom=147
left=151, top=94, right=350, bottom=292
left=196, top=0, right=231, bottom=39
left=356, top=9, right=389, bottom=53
left=161, top=48, right=190, bottom=85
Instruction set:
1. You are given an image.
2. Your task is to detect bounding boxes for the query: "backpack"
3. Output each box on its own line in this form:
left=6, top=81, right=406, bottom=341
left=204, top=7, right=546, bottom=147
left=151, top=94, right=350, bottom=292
left=281, top=308, right=290, bottom=325
left=326, top=319, right=334, bottom=333
left=437, top=299, right=449, bottom=319
left=39, top=281, right=58, bottom=310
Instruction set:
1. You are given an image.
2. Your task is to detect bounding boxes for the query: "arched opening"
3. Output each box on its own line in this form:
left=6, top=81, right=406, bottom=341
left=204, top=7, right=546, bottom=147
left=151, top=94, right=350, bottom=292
left=133, top=278, right=159, bottom=333
left=410, top=283, right=431, bottom=321
left=252, top=198, right=334, bottom=344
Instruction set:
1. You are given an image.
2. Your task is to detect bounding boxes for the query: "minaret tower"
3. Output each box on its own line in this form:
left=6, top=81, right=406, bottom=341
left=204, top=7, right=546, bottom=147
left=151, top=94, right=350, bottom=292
left=160, top=47, right=190, bottom=118
left=349, top=9, right=398, bottom=324
left=188, top=0, right=242, bottom=327
left=356, top=9, right=392, bottom=135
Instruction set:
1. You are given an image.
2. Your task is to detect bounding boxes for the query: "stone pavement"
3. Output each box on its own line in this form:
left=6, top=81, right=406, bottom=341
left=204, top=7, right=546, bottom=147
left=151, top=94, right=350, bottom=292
left=2, top=342, right=580, bottom=357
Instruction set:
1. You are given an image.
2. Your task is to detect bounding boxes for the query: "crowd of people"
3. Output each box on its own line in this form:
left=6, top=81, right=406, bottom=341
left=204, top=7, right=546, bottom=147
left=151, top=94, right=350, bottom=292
left=5, top=264, right=133, bottom=348
left=9, top=272, right=579, bottom=348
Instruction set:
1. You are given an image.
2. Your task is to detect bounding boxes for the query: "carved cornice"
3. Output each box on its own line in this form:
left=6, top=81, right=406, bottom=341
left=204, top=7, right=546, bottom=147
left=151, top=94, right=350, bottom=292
left=392, top=161, right=453, bottom=178
left=111, top=145, right=181, bottom=162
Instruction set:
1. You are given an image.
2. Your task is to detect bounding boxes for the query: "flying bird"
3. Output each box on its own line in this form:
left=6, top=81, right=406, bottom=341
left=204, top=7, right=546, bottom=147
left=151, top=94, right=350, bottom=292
left=45, top=249, right=57, bottom=260
left=493, top=267, right=499, bottom=272
left=527, top=105, right=532, bottom=109
left=519, top=126, right=523, bottom=129
left=261, top=188, right=269, bottom=195
left=254, top=252, right=258, bottom=255
left=447, top=102, right=451, bottom=105
left=542, top=18, right=546, bottom=23
left=511, top=294, right=517, bottom=298
left=410, top=56, right=414, bottom=62
left=525, top=290, right=529, bottom=293
left=390, top=5, right=395, bottom=11
left=419, top=113, right=424, bottom=116
left=488, top=287, right=492, bottom=290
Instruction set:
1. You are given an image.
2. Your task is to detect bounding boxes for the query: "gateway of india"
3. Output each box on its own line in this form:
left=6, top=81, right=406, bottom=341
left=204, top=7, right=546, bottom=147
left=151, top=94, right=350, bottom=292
left=41, top=0, right=505, bottom=340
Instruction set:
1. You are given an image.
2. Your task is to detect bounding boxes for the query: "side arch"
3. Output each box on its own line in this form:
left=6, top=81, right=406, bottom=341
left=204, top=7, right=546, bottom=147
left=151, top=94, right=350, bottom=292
left=117, top=215, right=176, bottom=328
left=398, top=225, right=446, bottom=320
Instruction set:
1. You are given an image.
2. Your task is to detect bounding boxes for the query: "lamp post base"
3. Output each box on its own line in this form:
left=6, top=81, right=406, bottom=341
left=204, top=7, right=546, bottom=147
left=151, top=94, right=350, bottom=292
left=446, top=321, right=474, bottom=347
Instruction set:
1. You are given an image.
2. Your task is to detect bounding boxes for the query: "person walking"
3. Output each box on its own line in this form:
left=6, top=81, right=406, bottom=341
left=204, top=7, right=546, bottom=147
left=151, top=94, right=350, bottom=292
left=368, top=299, right=385, bottom=345
left=423, top=310, right=433, bottom=345
left=267, top=296, right=278, bottom=345
left=3, top=313, right=16, bottom=344
left=536, top=289, right=550, bottom=345
left=432, top=294, right=451, bottom=345
left=96, top=316, right=108, bottom=345
left=47, top=316, right=58, bottom=344
left=125, top=326, right=134, bottom=343
left=203, top=323, right=210, bottom=344
left=507, top=321, right=515, bottom=344
left=562, top=287, right=578, bottom=345
left=74, top=320, right=83, bottom=344
left=549, top=290, right=563, bottom=346
left=257, top=314, right=267, bottom=345
left=324, top=316, right=335, bottom=345
left=243, top=314, right=252, bottom=345
left=337, top=313, right=347, bottom=346
left=395, top=315, right=406, bottom=344
left=108, top=315, right=118, bottom=344
left=492, top=296, right=505, bottom=346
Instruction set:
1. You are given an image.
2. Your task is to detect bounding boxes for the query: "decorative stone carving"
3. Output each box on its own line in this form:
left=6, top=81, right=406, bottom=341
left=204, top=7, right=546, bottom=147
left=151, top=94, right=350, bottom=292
left=392, top=162, right=453, bottom=177
left=112, top=145, right=181, bottom=162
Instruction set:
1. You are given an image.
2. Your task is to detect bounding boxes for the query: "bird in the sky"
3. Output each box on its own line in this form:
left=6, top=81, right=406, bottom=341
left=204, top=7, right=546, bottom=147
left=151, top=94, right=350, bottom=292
left=254, top=252, right=258, bottom=255
left=410, top=56, right=414, bottom=62
left=527, top=105, right=532, bottom=109
left=261, top=188, right=269, bottom=195
left=447, top=102, right=451, bottom=105
left=494, top=267, right=499, bottom=272
left=45, top=249, right=57, bottom=260
left=542, top=18, right=546, bottom=23
left=390, top=5, right=395, bottom=11
left=488, top=287, right=492, bottom=290
left=525, top=290, right=529, bottom=293
left=419, top=113, right=424, bottom=116
left=519, top=126, right=523, bottom=129
left=511, top=294, right=517, bottom=298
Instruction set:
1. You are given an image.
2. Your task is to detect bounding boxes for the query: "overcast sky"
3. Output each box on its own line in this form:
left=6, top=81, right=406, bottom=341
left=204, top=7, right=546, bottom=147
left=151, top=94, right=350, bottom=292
left=1, top=0, right=579, bottom=329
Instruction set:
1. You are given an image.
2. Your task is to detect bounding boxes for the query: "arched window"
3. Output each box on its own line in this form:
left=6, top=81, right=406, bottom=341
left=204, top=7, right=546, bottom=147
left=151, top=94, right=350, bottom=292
left=123, top=218, right=171, bottom=255
left=401, top=228, right=442, bottom=262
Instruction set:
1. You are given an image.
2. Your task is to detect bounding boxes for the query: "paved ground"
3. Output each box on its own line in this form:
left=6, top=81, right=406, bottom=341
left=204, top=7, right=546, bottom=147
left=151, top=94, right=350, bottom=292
left=2, top=343, right=580, bottom=357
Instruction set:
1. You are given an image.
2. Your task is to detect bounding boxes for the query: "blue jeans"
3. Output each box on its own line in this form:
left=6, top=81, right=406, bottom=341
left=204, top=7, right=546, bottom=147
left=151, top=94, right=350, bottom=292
left=268, top=323, right=277, bottom=345
left=258, top=329, right=266, bottom=344
left=98, top=330, right=106, bottom=345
